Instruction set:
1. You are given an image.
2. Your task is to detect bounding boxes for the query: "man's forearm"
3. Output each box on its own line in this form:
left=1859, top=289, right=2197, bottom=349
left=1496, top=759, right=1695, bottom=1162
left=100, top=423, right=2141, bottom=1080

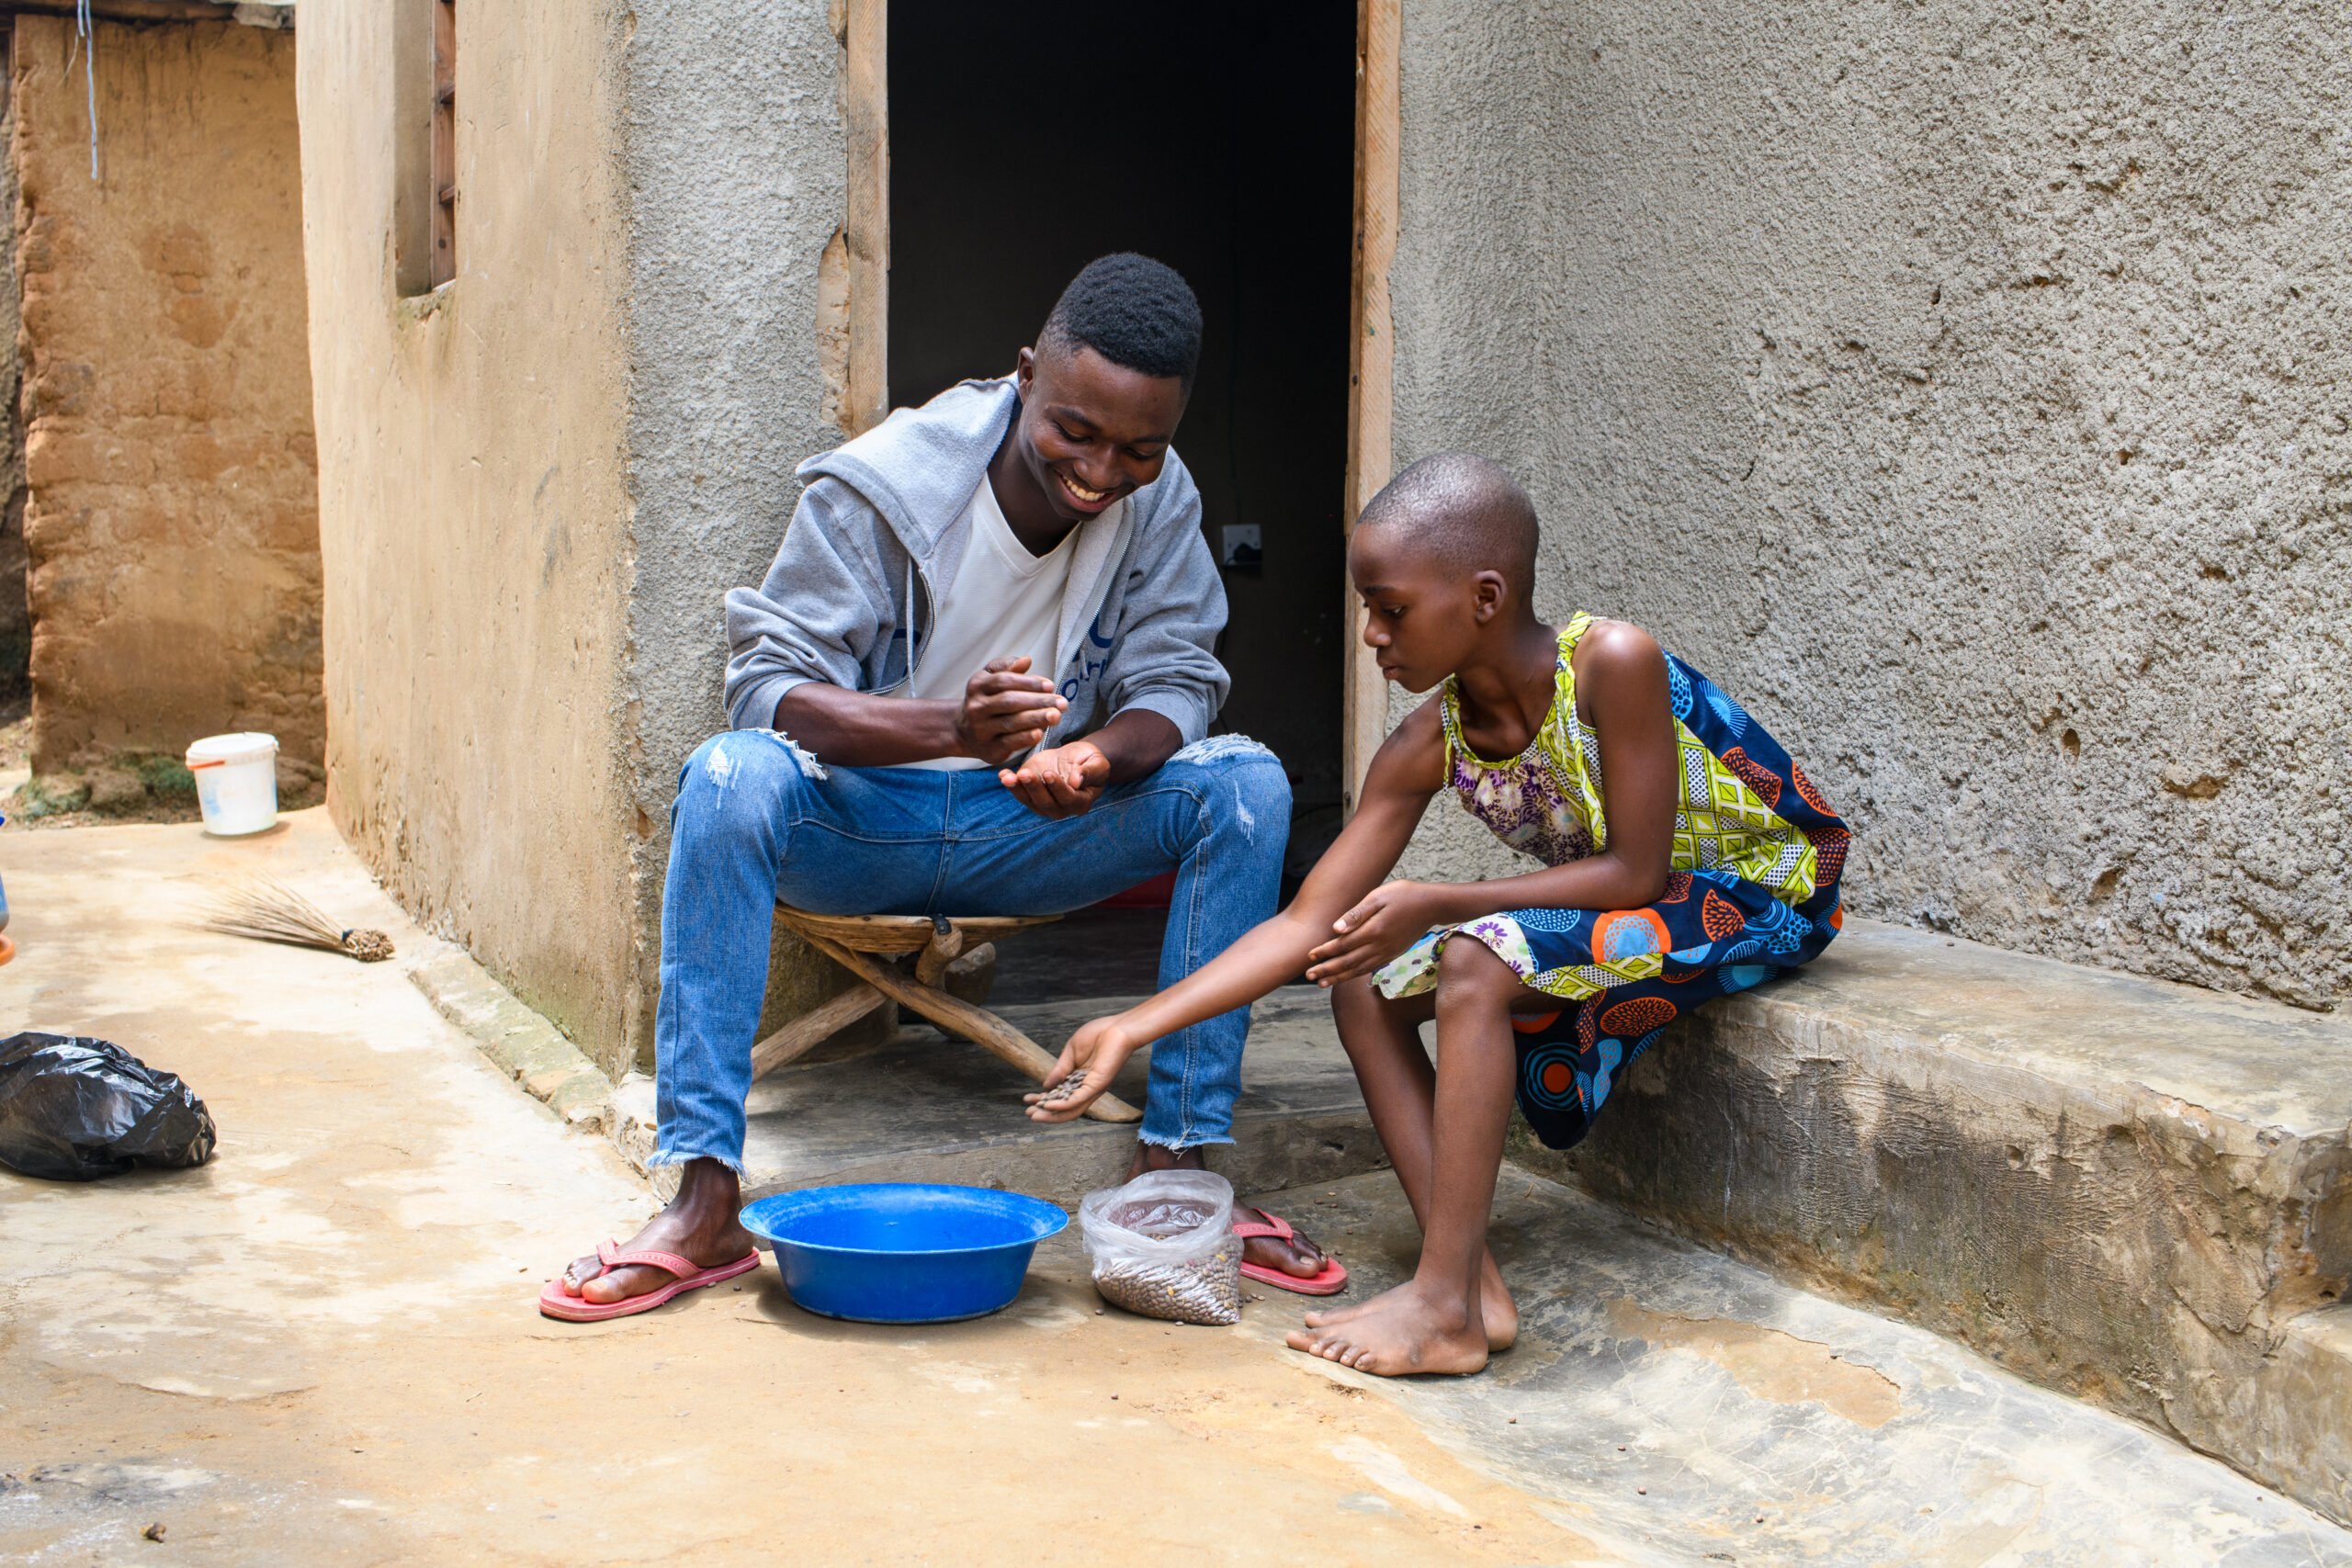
left=1088, top=708, right=1184, bottom=784
left=773, top=684, right=1182, bottom=775
left=773, top=684, right=965, bottom=768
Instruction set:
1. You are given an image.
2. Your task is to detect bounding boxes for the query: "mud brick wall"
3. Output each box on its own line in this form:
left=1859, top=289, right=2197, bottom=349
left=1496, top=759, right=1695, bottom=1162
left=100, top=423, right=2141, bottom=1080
left=0, top=42, right=26, bottom=711
left=12, top=17, right=319, bottom=773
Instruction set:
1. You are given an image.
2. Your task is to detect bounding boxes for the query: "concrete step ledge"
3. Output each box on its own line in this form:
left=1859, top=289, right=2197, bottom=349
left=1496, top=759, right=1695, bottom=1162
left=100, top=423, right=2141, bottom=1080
left=2238, top=1303, right=2352, bottom=1523
left=1516, top=917, right=2352, bottom=1523
left=409, top=941, right=615, bottom=1134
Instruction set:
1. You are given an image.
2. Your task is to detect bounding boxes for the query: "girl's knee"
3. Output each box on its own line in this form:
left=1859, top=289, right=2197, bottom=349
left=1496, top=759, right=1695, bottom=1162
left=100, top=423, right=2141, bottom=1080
left=1329, top=974, right=1382, bottom=1028
left=1434, top=936, right=1521, bottom=1002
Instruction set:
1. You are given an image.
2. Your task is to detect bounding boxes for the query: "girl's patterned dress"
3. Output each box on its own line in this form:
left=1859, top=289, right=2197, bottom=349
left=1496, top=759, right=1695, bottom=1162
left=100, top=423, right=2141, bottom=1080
left=1373, top=613, right=1849, bottom=1149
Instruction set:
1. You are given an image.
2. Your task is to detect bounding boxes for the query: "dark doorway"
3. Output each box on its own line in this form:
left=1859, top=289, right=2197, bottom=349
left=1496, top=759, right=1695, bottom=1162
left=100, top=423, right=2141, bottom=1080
left=888, top=1, right=1357, bottom=893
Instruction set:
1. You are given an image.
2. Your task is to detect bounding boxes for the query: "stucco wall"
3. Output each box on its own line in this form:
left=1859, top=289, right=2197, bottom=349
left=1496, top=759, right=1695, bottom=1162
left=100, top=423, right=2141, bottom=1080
left=298, top=0, right=640, bottom=1072
left=1388, top=0, right=2350, bottom=1010
left=14, top=17, right=319, bottom=773
left=615, top=0, right=850, bottom=1068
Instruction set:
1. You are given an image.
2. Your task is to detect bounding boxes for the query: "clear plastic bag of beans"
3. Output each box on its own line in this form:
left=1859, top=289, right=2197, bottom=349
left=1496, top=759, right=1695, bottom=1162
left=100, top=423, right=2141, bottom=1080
left=1079, top=1168, right=1242, bottom=1326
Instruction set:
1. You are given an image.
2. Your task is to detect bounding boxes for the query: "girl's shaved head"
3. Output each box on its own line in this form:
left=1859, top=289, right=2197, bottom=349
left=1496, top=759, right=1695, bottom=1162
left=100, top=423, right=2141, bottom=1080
left=1356, top=453, right=1540, bottom=604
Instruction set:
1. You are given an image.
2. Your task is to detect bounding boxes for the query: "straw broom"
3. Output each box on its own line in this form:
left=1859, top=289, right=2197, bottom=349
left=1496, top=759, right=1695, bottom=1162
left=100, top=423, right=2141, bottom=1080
left=199, top=876, right=395, bottom=963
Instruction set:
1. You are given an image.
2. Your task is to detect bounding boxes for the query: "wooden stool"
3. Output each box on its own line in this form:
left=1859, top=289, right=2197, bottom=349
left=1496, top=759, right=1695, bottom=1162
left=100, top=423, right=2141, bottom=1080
left=751, top=906, right=1143, bottom=1124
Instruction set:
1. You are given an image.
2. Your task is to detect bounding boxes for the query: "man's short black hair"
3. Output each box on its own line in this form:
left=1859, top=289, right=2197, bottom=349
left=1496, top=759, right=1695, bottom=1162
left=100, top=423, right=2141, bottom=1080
left=1358, top=453, right=1542, bottom=604
left=1036, top=253, right=1204, bottom=389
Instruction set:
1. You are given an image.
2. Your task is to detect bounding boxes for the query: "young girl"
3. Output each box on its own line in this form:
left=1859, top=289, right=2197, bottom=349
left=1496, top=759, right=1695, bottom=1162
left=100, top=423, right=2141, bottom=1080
left=1027, top=453, right=1849, bottom=1376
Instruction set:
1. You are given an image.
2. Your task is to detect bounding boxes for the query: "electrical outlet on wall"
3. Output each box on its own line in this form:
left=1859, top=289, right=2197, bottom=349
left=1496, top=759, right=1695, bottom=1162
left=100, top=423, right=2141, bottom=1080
left=1219, top=525, right=1262, bottom=571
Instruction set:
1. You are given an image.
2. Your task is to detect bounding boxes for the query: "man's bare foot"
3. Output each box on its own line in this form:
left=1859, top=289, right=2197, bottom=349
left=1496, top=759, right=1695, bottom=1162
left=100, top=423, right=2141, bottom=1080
left=558, top=1157, right=755, bottom=1307
left=1127, top=1143, right=1329, bottom=1280
left=1284, top=1278, right=1488, bottom=1377
left=1305, top=1250, right=1517, bottom=1351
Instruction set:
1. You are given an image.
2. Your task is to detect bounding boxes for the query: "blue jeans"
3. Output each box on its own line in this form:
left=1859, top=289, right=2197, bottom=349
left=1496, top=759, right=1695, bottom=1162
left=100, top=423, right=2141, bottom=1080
left=651, top=731, right=1292, bottom=1168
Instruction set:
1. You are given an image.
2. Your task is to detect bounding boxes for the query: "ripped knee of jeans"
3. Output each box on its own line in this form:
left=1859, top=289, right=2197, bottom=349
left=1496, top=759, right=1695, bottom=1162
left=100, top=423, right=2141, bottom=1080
left=1166, top=734, right=1290, bottom=843
left=689, top=729, right=828, bottom=804
left=742, top=728, right=829, bottom=781
left=1169, top=733, right=1276, bottom=768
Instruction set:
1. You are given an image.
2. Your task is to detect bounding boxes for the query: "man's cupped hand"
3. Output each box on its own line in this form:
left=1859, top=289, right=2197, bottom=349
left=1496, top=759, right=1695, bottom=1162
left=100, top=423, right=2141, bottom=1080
left=1001, top=739, right=1111, bottom=819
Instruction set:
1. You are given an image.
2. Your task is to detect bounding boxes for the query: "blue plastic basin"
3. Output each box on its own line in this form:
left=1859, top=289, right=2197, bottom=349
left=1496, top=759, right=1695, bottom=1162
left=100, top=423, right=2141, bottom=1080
left=739, top=1182, right=1069, bottom=1324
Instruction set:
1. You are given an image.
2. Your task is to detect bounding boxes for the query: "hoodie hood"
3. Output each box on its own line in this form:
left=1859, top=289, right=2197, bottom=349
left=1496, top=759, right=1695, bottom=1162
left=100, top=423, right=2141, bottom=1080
left=797, top=377, right=1019, bottom=559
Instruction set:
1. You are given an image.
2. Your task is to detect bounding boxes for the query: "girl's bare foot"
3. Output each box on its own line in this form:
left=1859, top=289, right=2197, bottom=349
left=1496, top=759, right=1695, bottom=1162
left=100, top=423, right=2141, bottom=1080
left=1476, top=1251, right=1517, bottom=1350
left=1306, top=1250, right=1517, bottom=1351
left=1285, top=1279, right=1489, bottom=1377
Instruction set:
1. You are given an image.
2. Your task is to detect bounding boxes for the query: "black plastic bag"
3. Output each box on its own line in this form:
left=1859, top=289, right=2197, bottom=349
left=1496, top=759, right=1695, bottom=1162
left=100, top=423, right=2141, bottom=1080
left=0, top=1033, right=217, bottom=1181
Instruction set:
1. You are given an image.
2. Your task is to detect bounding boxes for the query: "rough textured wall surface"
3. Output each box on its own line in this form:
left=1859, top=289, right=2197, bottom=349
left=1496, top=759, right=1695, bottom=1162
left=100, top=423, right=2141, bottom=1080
left=1387, top=0, right=2350, bottom=1010
left=14, top=17, right=319, bottom=772
left=299, top=0, right=640, bottom=1075
left=0, top=44, right=27, bottom=710
left=617, top=0, right=848, bottom=1068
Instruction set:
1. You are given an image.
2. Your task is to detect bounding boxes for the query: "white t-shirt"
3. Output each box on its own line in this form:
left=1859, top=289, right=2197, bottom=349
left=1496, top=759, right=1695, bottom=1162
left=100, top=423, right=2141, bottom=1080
left=900, top=475, right=1079, bottom=770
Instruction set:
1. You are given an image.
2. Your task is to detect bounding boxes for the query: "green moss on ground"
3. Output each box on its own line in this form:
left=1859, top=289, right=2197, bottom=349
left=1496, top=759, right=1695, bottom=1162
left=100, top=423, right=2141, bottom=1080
left=6, top=750, right=321, bottom=831
left=132, top=755, right=198, bottom=797
left=14, top=773, right=90, bottom=818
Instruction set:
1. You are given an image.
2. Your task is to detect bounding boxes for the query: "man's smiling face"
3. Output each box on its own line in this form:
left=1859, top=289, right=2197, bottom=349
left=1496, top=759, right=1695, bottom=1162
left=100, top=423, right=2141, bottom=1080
left=1010, top=343, right=1189, bottom=524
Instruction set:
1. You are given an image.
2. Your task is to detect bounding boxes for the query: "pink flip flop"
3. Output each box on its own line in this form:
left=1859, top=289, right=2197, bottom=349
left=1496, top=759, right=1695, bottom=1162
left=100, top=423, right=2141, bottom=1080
left=1233, top=1208, right=1349, bottom=1296
left=538, top=1237, right=763, bottom=1322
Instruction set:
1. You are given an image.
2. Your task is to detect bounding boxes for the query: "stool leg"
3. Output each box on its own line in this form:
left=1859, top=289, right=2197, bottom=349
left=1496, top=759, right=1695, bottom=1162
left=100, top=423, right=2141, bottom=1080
left=749, top=983, right=890, bottom=1081
left=914, top=925, right=967, bottom=987
left=802, top=932, right=1143, bottom=1123
left=943, top=942, right=996, bottom=1008
left=922, top=944, right=998, bottom=1044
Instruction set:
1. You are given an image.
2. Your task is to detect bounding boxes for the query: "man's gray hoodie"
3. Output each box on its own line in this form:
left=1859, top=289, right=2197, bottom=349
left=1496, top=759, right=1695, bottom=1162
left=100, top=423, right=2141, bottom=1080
left=723, top=376, right=1230, bottom=756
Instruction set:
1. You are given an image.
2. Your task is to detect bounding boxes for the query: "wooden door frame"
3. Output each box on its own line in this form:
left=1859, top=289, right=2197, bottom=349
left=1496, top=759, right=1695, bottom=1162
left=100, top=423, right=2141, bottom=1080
left=832, top=0, right=890, bottom=438
left=831, top=0, right=1396, bottom=805
left=1342, top=0, right=1398, bottom=810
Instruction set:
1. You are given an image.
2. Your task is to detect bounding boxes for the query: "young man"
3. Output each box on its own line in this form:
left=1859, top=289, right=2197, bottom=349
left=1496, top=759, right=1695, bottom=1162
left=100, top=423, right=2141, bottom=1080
left=545, top=254, right=1337, bottom=1319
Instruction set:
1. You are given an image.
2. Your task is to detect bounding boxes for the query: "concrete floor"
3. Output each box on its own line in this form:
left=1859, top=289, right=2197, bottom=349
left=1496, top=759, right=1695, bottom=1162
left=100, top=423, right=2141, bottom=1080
left=0, top=812, right=1585, bottom=1565
left=716, top=985, right=1385, bottom=1208
left=5, top=811, right=2348, bottom=1565
left=1285, top=1170, right=2352, bottom=1565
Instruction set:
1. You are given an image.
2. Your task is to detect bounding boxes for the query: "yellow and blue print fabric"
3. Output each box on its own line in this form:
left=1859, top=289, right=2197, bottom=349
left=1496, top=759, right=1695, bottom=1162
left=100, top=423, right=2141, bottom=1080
left=1373, top=615, right=1850, bottom=1149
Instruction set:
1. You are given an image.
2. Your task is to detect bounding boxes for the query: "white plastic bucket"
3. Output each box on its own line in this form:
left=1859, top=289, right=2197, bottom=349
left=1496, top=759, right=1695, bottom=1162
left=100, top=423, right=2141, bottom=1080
left=186, top=732, right=279, bottom=836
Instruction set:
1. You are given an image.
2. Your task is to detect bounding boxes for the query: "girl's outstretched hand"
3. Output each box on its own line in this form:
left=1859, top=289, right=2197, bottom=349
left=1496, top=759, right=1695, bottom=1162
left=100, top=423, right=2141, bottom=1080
left=1306, top=881, right=1437, bottom=987
left=1024, top=1015, right=1137, bottom=1123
